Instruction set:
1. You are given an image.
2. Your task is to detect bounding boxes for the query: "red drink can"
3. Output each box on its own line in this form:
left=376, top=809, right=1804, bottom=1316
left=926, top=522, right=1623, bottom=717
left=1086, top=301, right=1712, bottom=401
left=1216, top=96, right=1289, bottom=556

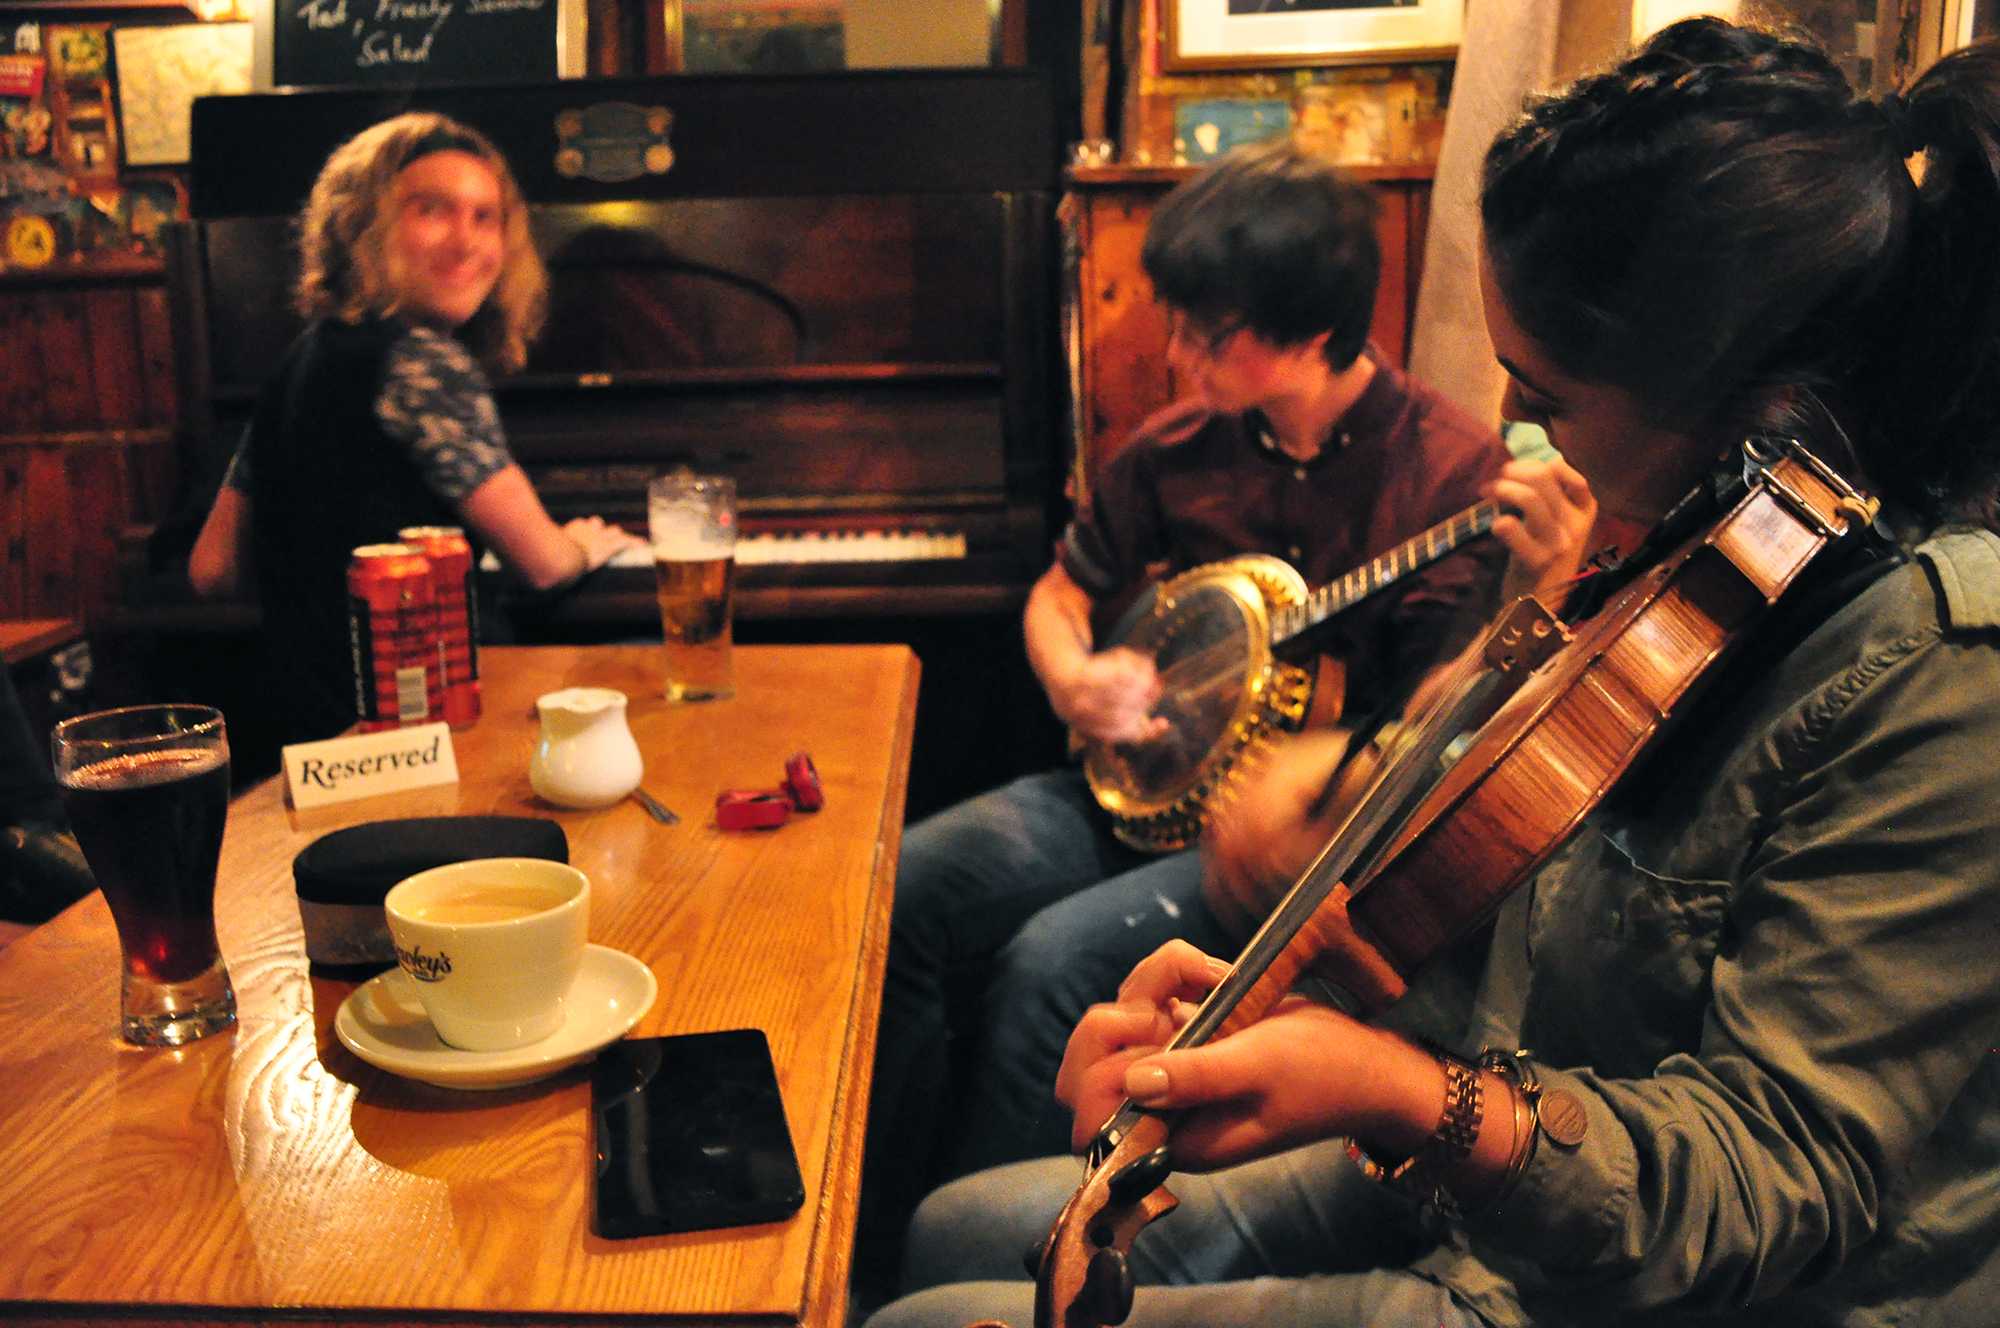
left=346, top=543, right=443, bottom=731
left=398, top=525, right=480, bottom=729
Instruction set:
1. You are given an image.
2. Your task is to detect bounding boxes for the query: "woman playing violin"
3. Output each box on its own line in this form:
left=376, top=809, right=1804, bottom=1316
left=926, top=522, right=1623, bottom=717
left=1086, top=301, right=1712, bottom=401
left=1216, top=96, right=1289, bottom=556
left=868, top=19, right=2000, bottom=1328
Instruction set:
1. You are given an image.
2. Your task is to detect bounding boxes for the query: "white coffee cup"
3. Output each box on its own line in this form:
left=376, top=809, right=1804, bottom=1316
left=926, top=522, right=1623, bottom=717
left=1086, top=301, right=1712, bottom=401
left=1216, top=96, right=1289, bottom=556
left=383, top=858, right=590, bottom=1052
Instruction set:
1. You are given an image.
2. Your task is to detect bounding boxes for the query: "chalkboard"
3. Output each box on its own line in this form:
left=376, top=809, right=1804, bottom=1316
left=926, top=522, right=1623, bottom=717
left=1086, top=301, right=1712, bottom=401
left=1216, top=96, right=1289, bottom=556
left=273, top=0, right=558, bottom=89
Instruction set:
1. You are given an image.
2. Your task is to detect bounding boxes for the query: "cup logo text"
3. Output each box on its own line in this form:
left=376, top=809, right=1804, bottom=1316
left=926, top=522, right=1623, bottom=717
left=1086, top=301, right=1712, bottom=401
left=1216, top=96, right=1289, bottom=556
left=396, top=944, right=452, bottom=982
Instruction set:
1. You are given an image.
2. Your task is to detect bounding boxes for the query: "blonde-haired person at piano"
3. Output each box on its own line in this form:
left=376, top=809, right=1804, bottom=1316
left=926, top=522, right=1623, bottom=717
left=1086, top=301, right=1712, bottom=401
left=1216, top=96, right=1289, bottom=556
left=854, top=139, right=1590, bottom=1310
left=189, top=111, right=639, bottom=745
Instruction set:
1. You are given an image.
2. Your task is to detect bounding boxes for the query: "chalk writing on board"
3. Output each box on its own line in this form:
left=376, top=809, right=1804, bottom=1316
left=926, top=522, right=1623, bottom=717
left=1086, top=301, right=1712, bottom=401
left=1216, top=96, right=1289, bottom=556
left=277, top=0, right=555, bottom=87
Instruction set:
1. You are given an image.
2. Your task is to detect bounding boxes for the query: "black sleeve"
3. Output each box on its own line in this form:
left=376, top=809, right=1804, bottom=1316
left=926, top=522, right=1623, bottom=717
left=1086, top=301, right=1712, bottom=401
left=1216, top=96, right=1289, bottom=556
left=0, top=666, right=95, bottom=925
left=0, top=668, right=64, bottom=830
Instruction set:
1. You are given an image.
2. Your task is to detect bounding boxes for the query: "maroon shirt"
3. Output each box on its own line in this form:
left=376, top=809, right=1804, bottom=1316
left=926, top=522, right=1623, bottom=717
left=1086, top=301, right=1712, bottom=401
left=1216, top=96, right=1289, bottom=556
left=1059, top=353, right=1509, bottom=717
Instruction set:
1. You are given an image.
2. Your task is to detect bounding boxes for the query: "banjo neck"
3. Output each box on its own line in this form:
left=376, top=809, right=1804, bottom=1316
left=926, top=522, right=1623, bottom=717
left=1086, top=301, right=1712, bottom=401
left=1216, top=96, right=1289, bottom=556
left=1269, top=500, right=1503, bottom=646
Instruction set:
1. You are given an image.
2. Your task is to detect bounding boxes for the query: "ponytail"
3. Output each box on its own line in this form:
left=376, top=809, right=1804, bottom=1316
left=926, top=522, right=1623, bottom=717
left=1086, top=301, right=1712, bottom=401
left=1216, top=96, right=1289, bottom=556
left=1481, top=19, right=2000, bottom=534
left=1874, top=44, right=2000, bottom=530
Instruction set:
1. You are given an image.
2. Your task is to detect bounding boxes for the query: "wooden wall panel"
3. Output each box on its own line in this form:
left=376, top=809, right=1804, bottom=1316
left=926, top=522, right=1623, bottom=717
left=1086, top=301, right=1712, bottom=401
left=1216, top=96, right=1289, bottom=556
left=0, top=300, right=41, bottom=432
left=0, top=452, right=25, bottom=618
left=34, top=293, right=96, bottom=430
left=1370, top=185, right=1411, bottom=385
left=85, top=287, right=145, bottom=429
left=65, top=445, right=125, bottom=622
left=1074, top=190, right=1174, bottom=492
left=21, top=445, right=74, bottom=617
left=135, top=285, right=179, bottom=428
left=0, top=269, right=177, bottom=625
left=127, top=438, right=178, bottom=529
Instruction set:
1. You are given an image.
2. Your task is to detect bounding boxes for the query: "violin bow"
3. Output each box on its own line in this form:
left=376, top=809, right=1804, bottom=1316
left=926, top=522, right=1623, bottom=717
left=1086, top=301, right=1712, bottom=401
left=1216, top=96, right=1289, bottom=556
left=1023, top=438, right=1879, bottom=1328
left=1027, top=594, right=1572, bottom=1328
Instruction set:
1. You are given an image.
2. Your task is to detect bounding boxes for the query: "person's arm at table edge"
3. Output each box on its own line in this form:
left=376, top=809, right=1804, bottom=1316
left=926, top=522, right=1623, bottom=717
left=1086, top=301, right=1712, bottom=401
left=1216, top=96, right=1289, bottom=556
left=456, top=465, right=639, bottom=593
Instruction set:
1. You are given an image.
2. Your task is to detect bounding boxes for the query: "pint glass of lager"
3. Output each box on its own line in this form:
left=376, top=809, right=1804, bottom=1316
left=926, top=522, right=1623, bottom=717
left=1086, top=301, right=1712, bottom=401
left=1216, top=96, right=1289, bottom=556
left=648, top=471, right=738, bottom=701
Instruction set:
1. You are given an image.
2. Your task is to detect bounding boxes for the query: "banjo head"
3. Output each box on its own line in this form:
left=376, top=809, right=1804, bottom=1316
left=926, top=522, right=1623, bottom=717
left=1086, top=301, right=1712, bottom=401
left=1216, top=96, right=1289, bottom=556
left=1086, top=560, right=1308, bottom=849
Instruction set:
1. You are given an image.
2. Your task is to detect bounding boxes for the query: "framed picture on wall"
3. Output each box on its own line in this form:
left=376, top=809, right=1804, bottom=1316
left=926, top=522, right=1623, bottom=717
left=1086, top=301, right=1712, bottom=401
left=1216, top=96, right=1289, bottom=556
left=111, top=22, right=252, bottom=167
left=673, top=0, right=847, bottom=72
left=1164, top=0, right=1461, bottom=71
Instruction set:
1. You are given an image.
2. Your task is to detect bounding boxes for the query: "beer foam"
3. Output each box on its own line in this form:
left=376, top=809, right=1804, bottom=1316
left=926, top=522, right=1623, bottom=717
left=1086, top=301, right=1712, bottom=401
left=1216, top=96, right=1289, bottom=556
left=65, top=747, right=227, bottom=790
left=650, top=531, right=735, bottom=561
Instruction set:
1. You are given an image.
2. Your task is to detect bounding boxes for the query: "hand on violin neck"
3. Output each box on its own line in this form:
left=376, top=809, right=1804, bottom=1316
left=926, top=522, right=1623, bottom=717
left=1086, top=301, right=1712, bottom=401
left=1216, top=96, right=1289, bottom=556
left=1487, top=457, right=1597, bottom=607
left=1057, top=940, right=1447, bottom=1169
left=1057, top=941, right=1225, bottom=1150
left=1202, top=729, right=1362, bottom=941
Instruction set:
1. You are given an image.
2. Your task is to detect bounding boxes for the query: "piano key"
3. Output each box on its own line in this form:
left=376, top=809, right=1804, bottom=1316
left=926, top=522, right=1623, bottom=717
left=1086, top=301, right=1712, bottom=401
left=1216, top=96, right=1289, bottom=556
left=584, top=530, right=969, bottom=572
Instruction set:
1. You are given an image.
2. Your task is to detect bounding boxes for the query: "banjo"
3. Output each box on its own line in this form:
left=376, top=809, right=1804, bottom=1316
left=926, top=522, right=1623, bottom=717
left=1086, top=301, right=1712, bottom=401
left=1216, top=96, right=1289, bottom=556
left=1082, top=500, right=1501, bottom=852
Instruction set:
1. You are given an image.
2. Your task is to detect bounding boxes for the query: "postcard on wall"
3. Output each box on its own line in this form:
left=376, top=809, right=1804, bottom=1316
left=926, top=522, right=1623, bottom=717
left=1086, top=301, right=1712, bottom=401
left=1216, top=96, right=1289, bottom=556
left=111, top=22, right=252, bottom=168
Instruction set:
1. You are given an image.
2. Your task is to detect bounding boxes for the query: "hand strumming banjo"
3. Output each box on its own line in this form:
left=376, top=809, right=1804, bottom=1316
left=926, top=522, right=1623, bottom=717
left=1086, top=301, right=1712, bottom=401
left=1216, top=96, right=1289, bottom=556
left=1082, top=501, right=1501, bottom=852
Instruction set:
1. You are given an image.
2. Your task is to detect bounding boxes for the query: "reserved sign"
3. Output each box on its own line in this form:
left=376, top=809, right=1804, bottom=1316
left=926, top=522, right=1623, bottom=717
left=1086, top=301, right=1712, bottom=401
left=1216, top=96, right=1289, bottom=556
left=282, top=723, right=459, bottom=809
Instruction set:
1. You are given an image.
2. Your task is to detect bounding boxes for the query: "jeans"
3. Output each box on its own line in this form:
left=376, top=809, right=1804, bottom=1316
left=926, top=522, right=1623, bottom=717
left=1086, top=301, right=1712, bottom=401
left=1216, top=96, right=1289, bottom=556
left=855, top=770, right=1237, bottom=1306
left=865, top=1145, right=1480, bottom=1328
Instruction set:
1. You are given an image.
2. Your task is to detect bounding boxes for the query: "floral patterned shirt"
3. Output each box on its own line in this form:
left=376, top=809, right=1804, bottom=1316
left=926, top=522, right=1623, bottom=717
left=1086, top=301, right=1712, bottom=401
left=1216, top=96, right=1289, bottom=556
left=225, top=323, right=511, bottom=502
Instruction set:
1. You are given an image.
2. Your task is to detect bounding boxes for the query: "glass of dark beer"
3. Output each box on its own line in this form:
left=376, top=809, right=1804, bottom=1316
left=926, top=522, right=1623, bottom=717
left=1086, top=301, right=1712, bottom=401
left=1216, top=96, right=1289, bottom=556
left=53, top=705, right=235, bottom=1046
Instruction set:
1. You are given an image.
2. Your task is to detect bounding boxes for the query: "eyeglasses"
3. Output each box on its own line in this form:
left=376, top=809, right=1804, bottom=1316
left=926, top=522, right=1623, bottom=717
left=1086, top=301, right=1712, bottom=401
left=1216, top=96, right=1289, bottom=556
left=1165, top=310, right=1245, bottom=357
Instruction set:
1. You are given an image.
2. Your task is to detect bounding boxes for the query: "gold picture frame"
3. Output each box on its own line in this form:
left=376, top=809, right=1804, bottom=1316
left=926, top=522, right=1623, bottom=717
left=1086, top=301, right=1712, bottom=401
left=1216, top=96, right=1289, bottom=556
left=662, top=0, right=847, bottom=73
left=1164, top=0, right=1461, bottom=72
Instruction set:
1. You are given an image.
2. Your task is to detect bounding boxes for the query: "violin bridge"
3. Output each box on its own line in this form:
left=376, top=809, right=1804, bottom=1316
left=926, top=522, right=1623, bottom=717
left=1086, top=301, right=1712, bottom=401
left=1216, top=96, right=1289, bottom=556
left=1484, top=598, right=1570, bottom=674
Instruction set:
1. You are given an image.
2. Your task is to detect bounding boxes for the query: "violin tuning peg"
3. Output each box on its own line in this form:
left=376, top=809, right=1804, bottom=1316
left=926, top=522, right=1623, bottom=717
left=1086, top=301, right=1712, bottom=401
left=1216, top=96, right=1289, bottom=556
left=1022, top=1233, right=1051, bottom=1278
left=1081, top=1248, right=1135, bottom=1324
left=1105, top=1145, right=1175, bottom=1207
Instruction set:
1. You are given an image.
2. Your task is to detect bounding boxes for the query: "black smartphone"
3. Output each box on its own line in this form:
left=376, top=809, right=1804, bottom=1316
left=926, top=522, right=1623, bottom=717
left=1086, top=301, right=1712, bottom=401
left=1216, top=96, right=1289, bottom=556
left=591, top=1029, right=807, bottom=1238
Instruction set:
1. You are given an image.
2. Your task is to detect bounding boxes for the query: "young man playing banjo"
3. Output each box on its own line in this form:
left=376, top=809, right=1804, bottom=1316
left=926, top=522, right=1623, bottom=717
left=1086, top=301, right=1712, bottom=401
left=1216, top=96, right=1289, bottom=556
left=856, top=139, right=1591, bottom=1307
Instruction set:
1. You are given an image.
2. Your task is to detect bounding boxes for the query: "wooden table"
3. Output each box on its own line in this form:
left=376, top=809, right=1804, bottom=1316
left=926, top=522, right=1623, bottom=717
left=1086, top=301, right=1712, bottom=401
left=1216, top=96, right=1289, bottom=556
left=0, top=618, right=81, bottom=667
left=0, top=644, right=919, bottom=1328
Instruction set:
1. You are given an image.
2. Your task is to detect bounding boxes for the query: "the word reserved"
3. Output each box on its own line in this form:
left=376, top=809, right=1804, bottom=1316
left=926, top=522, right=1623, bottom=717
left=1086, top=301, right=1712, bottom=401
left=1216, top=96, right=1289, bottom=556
left=282, top=723, right=459, bottom=809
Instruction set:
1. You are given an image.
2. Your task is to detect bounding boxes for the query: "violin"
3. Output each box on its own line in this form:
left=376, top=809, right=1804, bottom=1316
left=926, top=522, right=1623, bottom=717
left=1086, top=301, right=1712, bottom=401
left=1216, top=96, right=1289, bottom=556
left=1009, top=440, right=1878, bottom=1328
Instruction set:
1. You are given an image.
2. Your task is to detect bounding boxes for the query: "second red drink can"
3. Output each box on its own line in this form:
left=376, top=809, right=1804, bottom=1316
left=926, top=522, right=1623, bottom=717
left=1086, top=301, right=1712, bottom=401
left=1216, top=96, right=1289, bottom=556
left=398, top=525, right=480, bottom=729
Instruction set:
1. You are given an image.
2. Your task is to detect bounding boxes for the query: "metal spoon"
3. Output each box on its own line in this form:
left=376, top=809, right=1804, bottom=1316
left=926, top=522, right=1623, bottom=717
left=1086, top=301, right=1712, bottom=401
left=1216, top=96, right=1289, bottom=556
left=630, top=787, right=679, bottom=825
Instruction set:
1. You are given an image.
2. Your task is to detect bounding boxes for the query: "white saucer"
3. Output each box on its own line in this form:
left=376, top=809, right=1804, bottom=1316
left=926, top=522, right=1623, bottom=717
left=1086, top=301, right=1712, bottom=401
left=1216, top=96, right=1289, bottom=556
left=334, top=945, right=657, bottom=1090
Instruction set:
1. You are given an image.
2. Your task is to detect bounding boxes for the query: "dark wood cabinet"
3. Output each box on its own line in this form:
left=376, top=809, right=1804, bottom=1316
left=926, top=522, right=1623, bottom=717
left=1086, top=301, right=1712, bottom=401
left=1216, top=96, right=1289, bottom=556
left=0, top=262, right=181, bottom=625
left=1062, top=162, right=1433, bottom=493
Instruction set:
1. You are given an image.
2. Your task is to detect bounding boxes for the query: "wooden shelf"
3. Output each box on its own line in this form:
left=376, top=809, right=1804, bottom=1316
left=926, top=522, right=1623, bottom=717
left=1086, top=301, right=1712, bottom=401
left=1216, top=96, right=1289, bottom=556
left=1067, top=160, right=1436, bottom=186
left=0, top=256, right=167, bottom=289
left=0, top=427, right=174, bottom=450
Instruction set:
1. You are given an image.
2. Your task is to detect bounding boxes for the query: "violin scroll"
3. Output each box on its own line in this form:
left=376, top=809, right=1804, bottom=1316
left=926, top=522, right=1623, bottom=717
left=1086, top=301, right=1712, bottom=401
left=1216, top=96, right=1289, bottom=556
left=1026, top=1112, right=1179, bottom=1328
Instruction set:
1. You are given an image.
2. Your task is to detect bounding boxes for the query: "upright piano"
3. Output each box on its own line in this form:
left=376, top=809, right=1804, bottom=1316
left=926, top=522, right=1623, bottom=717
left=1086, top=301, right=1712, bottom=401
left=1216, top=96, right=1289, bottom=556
left=178, top=70, right=1060, bottom=630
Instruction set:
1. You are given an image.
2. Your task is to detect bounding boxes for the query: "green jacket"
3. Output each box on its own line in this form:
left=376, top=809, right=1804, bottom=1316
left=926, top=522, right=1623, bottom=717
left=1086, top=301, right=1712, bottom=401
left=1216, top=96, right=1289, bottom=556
left=1423, top=527, right=2000, bottom=1326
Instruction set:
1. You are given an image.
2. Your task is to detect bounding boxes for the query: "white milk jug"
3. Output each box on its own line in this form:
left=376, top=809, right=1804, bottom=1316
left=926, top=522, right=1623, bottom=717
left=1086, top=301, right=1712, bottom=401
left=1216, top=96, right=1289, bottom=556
left=529, top=688, right=645, bottom=809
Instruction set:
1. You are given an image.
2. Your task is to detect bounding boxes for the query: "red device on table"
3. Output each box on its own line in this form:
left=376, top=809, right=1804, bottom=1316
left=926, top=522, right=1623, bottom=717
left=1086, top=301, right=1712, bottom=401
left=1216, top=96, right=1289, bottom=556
left=784, top=753, right=824, bottom=811
left=716, top=752, right=825, bottom=830
left=716, top=790, right=794, bottom=831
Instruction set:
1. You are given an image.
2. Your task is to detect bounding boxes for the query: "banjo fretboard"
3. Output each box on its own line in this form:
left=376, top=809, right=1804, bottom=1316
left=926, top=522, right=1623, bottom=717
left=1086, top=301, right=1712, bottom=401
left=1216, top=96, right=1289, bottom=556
left=1269, top=500, right=1502, bottom=645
